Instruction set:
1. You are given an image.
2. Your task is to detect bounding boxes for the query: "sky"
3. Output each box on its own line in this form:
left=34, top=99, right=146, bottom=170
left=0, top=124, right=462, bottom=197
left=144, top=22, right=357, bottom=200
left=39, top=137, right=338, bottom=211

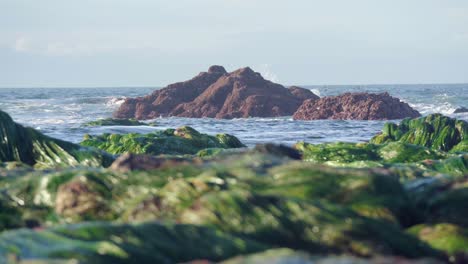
left=1, top=0, right=468, bottom=87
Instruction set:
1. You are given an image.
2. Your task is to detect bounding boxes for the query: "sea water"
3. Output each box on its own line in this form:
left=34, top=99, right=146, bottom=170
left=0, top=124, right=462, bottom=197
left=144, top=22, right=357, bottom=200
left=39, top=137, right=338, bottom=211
left=0, top=84, right=466, bottom=147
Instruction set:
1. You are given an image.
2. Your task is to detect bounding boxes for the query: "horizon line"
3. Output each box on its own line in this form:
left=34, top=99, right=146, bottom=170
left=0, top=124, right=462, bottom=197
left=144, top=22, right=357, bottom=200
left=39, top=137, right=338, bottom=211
left=0, top=82, right=467, bottom=89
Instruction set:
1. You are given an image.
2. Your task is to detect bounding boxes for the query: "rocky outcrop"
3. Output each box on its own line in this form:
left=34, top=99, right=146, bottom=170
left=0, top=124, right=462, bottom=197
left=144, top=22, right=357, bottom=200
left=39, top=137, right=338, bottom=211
left=293, top=92, right=421, bottom=120
left=114, top=66, right=318, bottom=119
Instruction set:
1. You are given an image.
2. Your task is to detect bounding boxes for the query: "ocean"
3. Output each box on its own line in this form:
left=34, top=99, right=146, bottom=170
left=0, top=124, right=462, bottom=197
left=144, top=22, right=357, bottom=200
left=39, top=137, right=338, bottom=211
left=0, top=84, right=467, bottom=147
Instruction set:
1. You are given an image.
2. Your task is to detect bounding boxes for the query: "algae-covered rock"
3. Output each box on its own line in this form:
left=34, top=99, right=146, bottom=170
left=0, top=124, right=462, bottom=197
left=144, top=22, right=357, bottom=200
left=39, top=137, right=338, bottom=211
left=370, top=114, right=468, bottom=152
left=258, top=162, right=418, bottom=225
left=0, top=110, right=114, bottom=168
left=408, top=223, right=468, bottom=257
left=110, top=153, right=201, bottom=172
left=0, top=222, right=267, bottom=263
left=406, top=176, right=468, bottom=227
left=179, top=190, right=440, bottom=258
left=80, top=126, right=245, bottom=156
left=295, top=141, right=445, bottom=166
left=83, top=118, right=155, bottom=127
left=220, top=248, right=444, bottom=264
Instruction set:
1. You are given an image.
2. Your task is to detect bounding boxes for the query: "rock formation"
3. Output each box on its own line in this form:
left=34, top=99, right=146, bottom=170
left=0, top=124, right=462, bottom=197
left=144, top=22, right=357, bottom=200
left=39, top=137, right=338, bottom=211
left=293, top=92, right=421, bottom=120
left=114, top=66, right=318, bottom=119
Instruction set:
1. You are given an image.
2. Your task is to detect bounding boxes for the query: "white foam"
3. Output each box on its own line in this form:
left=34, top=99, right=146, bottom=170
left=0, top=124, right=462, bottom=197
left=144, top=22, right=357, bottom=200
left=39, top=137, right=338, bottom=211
left=105, top=97, right=126, bottom=107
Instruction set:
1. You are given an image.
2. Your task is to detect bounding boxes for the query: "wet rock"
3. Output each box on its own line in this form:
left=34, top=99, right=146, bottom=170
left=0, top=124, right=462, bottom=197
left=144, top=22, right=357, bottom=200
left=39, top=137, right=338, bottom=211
left=0, top=222, right=267, bottom=263
left=406, top=176, right=468, bottom=228
left=293, top=92, right=421, bottom=120
left=55, top=179, right=111, bottom=220
left=288, top=86, right=320, bottom=101
left=83, top=118, right=155, bottom=127
left=114, top=66, right=318, bottom=119
left=110, top=153, right=202, bottom=172
left=219, top=248, right=444, bottom=264
left=371, top=114, right=468, bottom=152
left=408, top=223, right=468, bottom=258
left=0, top=110, right=114, bottom=168
left=253, top=143, right=302, bottom=160
left=180, top=190, right=440, bottom=258
left=81, top=126, right=245, bottom=156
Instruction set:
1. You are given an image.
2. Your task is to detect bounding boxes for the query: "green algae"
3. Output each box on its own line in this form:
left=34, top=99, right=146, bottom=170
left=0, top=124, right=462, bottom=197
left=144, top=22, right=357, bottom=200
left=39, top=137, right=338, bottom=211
left=406, top=176, right=468, bottom=228
left=0, top=110, right=114, bottom=168
left=83, top=118, right=155, bottom=127
left=370, top=114, right=468, bottom=152
left=0, top=222, right=267, bottom=263
left=408, top=223, right=468, bottom=256
left=80, top=126, right=245, bottom=156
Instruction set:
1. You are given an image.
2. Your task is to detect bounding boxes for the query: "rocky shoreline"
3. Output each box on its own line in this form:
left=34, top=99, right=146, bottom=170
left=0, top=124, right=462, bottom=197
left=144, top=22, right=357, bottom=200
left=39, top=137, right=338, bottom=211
left=115, top=66, right=421, bottom=120
left=0, top=108, right=467, bottom=263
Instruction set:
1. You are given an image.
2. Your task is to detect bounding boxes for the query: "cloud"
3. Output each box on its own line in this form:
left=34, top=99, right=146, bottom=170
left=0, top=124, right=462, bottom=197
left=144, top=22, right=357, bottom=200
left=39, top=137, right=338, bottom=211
left=14, top=37, right=30, bottom=52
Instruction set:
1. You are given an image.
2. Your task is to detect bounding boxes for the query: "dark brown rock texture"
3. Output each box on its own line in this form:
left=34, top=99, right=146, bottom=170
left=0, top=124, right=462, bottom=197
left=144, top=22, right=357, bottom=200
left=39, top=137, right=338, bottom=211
left=293, top=92, right=421, bottom=120
left=114, top=66, right=317, bottom=119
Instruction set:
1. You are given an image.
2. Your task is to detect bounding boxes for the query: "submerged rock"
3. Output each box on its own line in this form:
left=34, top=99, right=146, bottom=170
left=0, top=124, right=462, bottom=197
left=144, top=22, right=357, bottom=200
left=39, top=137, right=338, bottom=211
left=0, top=110, right=114, bottom=168
left=114, top=66, right=318, bottom=119
left=371, top=114, right=468, bottom=152
left=80, top=126, right=245, bottom=156
left=83, top=118, right=155, bottom=127
left=293, top=92, right=421, bottom=120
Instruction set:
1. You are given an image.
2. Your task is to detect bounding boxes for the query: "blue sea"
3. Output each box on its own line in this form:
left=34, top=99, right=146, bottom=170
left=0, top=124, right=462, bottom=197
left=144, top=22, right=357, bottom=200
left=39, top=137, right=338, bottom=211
left=0, top=84, right=467, bottom=147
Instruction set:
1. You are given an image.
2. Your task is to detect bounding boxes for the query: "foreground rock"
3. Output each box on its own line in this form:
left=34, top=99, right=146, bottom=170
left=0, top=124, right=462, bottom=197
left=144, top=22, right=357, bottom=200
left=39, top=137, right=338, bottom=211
left=114, top=66, right=318, bottom=119
left=0, top=222, right=266, bottom=263
left=80, top=126, right=245, bottom=155
left=0, top=110, right=113, bottom=168
left=293, top=92, right=421, bottom=120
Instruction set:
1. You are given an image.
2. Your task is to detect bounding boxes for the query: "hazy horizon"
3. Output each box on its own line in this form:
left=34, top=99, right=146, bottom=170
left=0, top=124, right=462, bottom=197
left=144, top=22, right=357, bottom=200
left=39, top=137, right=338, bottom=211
left=2, top=0, right=468, bottom=87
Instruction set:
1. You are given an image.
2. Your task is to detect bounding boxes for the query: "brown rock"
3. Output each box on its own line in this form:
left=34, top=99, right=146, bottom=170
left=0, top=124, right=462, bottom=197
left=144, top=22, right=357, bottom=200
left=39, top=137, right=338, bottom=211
left=293, top=92, right=421, bottom=120
left=114, top=66, right=318, bottom=119
left=114, top=65, right=228, bottom=119
left=288, top=86, right=320, bottom=101
left=55, top=180, right=108, bottom=219
left=110, top=153, right=203, bottom=172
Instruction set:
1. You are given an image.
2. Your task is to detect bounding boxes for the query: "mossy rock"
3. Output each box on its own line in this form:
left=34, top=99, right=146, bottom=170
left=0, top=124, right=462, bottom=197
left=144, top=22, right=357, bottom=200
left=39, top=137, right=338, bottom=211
left=408, top=223, right=468, bottom=256
left=406, top=176, right=468, bottom=227
left=0, top=110, right=114, bottom=168
left=179, top=190, right=441, bottom=258
left=80, top=126, right=245, bottom=156
left=370, top=114, right=468, bottom=152
left=221, top=248, right=444, bottom=264
left=82, top=118, right=149, bottom=127
left=0, top=222, right=267, bottom=263
left=83, top=118, right=155, bottom=127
